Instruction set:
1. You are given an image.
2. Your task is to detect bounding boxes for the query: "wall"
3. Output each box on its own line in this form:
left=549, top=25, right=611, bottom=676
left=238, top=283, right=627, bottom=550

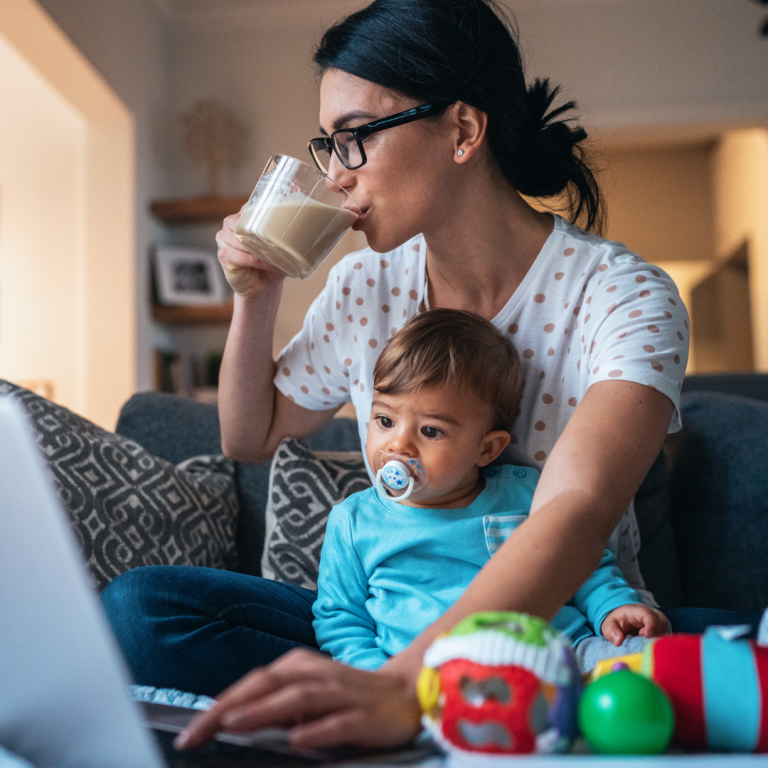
left=0, top=0, right=135, bottom=429
left=514, top=0, right=768, bottom=132
left=601, top=142, right=715, bottom=264
left=0, top=35, right=83, bottom=408
left=713, top=129, right=768, bottom=370
left=35, top=0, right=169, bottom=393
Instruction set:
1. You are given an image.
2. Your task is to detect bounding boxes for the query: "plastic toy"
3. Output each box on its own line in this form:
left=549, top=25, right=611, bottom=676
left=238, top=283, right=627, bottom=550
left=578, top=666, right=674, bottom=754
left=418, top=612, right=582, bottom=755
left=640, top=627, right=768, bottom=752
left=590, top=626, right=768, bottom=753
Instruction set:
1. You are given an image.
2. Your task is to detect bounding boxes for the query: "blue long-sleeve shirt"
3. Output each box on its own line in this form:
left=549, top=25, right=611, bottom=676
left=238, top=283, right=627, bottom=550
left=313, top=464, right=642, bottom=670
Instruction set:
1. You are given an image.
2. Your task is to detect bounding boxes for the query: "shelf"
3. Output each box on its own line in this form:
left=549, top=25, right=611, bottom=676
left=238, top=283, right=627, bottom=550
left=150, top=195, right=249, bottom=224
left=152, top=303, right=233, bottom=324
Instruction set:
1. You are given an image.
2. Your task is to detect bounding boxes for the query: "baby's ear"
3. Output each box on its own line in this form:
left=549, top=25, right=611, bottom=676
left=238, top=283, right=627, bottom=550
left=477, top=430, right=511, bottom=467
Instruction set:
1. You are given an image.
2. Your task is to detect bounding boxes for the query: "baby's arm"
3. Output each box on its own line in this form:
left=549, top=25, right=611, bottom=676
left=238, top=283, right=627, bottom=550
left=312, top=505, right=390, bottom=670
left=601, top=603, right=670, bottom=645
left=571, top=548, right=668, bottom=645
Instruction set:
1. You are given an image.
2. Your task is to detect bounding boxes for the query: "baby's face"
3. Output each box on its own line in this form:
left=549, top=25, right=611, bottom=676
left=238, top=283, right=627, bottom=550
left=366, top=383, right=495, bottom=507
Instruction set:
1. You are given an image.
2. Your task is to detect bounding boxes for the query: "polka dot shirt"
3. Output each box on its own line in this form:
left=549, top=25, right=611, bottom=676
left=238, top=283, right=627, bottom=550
left=274, top=215, right=689, bottom=599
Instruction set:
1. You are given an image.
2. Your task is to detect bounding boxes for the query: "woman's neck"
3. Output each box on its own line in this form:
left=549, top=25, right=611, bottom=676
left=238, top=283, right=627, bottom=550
left=422, top=167, right=554, bottom=320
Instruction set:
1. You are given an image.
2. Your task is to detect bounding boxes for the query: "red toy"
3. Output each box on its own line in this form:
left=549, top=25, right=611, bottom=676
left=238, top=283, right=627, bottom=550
left=643, top=628, right=768, bottom=752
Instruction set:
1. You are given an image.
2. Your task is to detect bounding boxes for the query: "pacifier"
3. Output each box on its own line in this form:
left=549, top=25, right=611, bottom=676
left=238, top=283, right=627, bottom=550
left=374, top=451, right=426, bottom=503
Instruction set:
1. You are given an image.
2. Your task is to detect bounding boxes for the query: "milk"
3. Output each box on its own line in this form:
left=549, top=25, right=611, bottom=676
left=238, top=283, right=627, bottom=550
left=236, top=195, right=359, bottom=279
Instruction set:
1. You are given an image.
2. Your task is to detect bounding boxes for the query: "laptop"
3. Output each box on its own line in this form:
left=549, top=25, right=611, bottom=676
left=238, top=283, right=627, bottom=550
left=0, top=396, right=165, bottom=768
left=0, top=398, right=331, bottom=767
left=0, top=397, right=439, bottom=768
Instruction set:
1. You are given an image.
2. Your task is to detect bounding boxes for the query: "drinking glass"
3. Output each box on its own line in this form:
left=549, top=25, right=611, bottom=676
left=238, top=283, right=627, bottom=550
left=235, top=154, right=360, bottom=279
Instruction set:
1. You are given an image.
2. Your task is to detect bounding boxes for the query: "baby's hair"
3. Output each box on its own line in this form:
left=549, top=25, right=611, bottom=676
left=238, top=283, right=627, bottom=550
left=373, top=309, right=523, bottom=433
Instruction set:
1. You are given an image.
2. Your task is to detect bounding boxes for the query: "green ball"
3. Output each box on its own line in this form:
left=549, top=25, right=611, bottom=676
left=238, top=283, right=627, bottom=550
left=578, top=670, right=674, bottom=755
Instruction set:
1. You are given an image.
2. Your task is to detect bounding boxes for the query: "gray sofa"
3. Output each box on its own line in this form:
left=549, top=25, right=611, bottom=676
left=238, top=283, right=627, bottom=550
left=115, top=373, right=768, bottom=614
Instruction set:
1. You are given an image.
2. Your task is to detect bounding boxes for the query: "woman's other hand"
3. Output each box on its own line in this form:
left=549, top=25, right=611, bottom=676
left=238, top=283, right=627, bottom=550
left=173, top=648, right=422, bottom=751
left=216, top=208, right=285, bottom=298
left=601, top=604, right=670, bottom=646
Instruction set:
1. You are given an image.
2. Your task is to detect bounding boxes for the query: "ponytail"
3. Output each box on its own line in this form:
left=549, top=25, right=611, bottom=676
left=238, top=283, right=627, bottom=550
left=497, top=79, right=603, bottom=233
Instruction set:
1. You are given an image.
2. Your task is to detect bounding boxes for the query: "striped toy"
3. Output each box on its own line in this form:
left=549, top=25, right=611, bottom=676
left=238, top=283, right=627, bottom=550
left=643, top=628, right=768, bottom=752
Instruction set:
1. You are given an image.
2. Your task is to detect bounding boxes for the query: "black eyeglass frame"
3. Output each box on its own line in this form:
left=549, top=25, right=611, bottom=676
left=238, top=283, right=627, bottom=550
left=308, top=103, right=445, bottom=173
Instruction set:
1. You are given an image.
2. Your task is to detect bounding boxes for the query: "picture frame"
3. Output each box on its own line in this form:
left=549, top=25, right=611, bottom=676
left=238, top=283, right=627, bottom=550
left=153, top=245, right=229, bottom=306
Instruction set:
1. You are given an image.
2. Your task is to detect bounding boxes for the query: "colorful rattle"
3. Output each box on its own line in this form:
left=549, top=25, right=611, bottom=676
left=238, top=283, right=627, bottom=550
left=418, top=612, right=582, bottom=755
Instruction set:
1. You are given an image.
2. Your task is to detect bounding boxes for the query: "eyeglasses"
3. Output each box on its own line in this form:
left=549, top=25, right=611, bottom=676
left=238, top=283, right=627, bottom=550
left=308, top=103, right=444, bottom=175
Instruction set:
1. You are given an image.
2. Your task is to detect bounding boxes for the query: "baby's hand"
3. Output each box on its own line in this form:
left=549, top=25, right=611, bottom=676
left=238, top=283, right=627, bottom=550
left=601, top=604, right=670, bottom=646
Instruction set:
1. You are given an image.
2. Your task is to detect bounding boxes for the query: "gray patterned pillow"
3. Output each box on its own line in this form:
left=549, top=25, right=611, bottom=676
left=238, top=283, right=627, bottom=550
left=262, top=437, right=371, bottom=590
left=0, top=381, right=239, bottom=590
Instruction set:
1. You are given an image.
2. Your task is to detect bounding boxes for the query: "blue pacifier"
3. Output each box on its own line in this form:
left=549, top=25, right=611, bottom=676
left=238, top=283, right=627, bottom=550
left=374, top=451, right=425, bottom=503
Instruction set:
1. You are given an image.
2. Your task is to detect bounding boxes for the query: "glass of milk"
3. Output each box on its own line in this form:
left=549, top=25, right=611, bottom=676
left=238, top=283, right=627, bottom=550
left=235, top=155, right=361, bottom=279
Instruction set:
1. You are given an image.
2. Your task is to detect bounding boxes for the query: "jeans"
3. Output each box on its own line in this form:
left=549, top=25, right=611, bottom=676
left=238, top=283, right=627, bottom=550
left=101, top=565, right=764, bottom=698
left=101, top=566, right=319, bottom=697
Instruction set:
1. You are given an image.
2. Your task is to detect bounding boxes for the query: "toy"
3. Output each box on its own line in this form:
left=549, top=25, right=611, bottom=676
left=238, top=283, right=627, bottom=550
left=589, top=626, right=768, bottom=753
left=640, top=627, right=768, bottom=752
left=578, top=666, right=674, bottom=754
left=418, top=612, right=582, bottom=755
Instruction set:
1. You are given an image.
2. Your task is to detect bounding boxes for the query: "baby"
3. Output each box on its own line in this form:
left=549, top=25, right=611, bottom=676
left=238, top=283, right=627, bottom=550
left=313, top=308, right=668, bottom=671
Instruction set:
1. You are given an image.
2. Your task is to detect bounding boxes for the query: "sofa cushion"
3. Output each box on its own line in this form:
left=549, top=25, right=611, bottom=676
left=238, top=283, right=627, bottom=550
left=115, top=392, right=363, bottom=577
left=1, top=381, right=239, bottom=591
left=667, top=391, right=768, bottom=613
left=262, top=437, right=370, bottom=589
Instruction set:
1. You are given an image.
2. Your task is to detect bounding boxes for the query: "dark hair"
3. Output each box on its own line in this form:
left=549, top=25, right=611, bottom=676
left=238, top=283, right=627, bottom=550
left=373, top=309, right=523, bottom=433
left=314, top=0, right=604, bottom=234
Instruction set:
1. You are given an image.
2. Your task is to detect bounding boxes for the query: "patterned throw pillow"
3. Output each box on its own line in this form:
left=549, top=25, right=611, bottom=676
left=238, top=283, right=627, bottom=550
left=262, top=437, right=371, bottom=590
left=0, top=381, right=239, bottom=591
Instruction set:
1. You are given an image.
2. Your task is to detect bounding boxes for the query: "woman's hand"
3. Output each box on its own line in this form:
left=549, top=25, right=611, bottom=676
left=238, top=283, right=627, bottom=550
left=601, top=604, right=670, bottom=646
left=174, top=648, right=422, bottom=751
left=216, top=209, right=285, bottom=298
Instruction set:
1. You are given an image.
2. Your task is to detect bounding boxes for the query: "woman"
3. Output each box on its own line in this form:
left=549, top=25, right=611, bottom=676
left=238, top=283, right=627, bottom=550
left=102, top=0, right=734, bottom=751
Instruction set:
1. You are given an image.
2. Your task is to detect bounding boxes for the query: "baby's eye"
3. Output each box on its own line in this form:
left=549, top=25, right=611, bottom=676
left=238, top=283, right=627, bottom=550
left=421, top=426, right=442, bottom=439
left=376, top=415, right=394, bottom=429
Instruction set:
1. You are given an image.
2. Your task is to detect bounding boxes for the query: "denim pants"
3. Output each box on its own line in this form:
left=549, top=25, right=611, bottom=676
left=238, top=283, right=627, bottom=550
left=101, top=564, right=763, bottom=698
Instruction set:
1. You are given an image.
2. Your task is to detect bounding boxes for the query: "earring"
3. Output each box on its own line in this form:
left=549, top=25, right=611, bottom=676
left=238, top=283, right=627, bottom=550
left=457, top=149, right=465, bottom=157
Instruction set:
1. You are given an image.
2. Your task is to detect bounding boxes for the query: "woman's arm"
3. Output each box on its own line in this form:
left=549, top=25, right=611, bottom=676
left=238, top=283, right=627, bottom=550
left=215, top=211, right=340, bottom=464
left=178, top=379, right=674, bottom=750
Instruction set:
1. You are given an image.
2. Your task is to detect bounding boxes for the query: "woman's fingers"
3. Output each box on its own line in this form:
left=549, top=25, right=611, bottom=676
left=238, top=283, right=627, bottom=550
left=175, top=650, right=353, bottom=749
left=215, top=211, right=284, bottom=296
left=174, top=704, right=228, bottom=750
left=289, top=696, right=422, bottom=750
left=222, top=680, right=351, bottom=730
left=175, top=649, right=422, bottom=752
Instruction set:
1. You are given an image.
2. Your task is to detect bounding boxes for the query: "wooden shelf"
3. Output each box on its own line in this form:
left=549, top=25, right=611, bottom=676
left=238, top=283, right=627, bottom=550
left=152, top=303, right=233, bottom=325
left=150, top=195, right=248, bottom=224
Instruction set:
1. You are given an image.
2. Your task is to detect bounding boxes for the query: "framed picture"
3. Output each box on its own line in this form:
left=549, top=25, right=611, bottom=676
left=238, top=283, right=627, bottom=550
left=153, top=246, right=229, bottom=306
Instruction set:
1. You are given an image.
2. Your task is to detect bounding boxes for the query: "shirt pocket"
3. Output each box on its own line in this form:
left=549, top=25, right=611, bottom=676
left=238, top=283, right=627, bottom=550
left=483, top=514, right=528, bottom=557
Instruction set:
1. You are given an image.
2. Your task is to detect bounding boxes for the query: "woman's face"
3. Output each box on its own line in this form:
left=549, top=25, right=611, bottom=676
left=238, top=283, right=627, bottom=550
left=318, top=69, right=458, bottom=253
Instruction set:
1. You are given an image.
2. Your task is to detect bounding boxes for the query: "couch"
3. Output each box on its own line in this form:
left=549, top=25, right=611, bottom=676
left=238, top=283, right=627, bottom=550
left=113, top=372, right=768, bottom=615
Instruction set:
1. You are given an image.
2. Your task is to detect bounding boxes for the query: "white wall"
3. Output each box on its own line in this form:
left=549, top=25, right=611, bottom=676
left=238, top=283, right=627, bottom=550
left=36, top=0, right=169, bottom=393
left=0, top=35, right=83, bottom=408
left=0, top=0, right=136, bottom=429
left=513, top=0, right=768, bottom=132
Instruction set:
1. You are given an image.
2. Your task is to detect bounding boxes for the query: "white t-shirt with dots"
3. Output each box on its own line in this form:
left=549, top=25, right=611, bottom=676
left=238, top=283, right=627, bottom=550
left=274, top=214, right=689, bottom=598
